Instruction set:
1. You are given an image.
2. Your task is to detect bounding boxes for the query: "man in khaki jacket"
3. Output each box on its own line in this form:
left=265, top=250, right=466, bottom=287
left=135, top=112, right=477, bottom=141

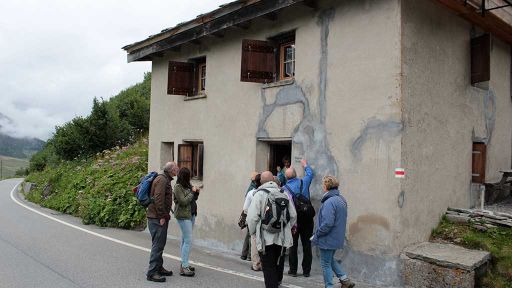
left=247, top=171, right=297, bottom=288
left=146, top=162, right=178, bottom=282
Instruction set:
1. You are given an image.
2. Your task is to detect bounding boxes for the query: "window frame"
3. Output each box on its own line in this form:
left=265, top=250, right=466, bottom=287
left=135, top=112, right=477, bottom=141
left=178, top=141, right=204, bottom=180
left=198, top=62, right=206, bottom=93
left=279, top=41, right=295, bottom=81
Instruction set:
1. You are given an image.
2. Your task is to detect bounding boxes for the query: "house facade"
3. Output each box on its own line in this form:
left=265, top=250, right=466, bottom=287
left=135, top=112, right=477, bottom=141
left=124, top=0, right=512, bottom=285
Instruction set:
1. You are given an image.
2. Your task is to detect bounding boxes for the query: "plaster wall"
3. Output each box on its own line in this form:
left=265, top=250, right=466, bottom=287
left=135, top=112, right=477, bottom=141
left=400, top=0, right=512, bottom=250
left=148, top=0, right=403, bottom=285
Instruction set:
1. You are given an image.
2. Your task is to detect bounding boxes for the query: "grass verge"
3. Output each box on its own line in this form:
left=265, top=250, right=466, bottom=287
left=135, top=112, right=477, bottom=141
left=431, top=217, right=512, bottom=288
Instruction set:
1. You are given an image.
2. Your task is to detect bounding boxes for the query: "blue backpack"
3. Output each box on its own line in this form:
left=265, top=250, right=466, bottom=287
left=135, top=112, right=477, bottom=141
left=133, top=172, right=159, bottom=207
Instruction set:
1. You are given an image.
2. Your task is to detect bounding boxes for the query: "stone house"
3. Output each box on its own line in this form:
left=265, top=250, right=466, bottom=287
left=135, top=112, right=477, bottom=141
left=123, top=0, right=512, bottom=285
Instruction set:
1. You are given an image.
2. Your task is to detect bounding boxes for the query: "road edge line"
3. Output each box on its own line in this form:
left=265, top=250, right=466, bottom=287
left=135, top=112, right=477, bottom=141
left=9, top=181, right=304, bottom=288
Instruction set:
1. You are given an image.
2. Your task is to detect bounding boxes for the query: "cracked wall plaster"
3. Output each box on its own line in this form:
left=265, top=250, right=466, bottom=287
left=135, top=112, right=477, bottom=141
left=351, top=117, right=403, bottom=161
left=256, top=8, right=338, bottom=201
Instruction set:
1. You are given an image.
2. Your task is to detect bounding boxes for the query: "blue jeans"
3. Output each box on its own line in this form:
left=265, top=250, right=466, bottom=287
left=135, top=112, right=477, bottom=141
left=177, top=216, right=195, bottom=268
left=319, top=248, right=347, bottom=288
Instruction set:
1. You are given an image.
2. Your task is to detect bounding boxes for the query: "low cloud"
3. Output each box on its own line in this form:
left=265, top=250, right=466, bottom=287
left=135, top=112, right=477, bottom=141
left=0, top=0, right=226, bottom=140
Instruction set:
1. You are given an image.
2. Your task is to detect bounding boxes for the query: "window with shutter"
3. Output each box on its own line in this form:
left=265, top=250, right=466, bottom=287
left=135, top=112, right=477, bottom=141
left=472, top=142, right=487, bottom=183
left=471, top=33, right=491, bottom=85
left=168, top=61, right=195, bottom=96
left=178, top=144, right=193, bottom=172
left=178, top=142, right=204, bottom=179
left=240, top=39, right=275, bottom=83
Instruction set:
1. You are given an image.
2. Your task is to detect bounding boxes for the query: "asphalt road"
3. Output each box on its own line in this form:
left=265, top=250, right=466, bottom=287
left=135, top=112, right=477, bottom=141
left=0, top=179, right=324, bottom=288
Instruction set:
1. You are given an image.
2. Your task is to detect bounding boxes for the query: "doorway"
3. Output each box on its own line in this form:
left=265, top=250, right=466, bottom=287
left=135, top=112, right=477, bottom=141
left=268, top=141, right=292, bottom=175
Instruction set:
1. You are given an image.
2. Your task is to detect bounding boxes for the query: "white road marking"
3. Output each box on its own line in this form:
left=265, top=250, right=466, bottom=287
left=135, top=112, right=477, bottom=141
left=8, top=182, right=305, bottom=288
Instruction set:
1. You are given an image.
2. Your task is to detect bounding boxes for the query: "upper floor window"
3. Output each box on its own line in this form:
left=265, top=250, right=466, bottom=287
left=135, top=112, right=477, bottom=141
left=167, top=56, right=206, bottom=97
left=280, top=41, right=295, bottom=80
left=240, top=31, right=296, bottom=84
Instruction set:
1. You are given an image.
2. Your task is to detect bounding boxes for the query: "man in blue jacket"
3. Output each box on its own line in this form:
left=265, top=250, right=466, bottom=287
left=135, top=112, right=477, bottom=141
left=283, top=159, right=314, bottom=277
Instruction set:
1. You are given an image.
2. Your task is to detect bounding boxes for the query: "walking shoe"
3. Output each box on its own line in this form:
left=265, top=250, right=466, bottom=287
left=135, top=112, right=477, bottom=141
left=147, top=274, right=166, bottom=282
left=180, top=266, right=195, bottom=277
left=240, top=255, right=248, bottom=260
left=159, top=267, right=173, bottom=276
left=340, top=278, right=355, bottom=288
left=250, top=266, right=262, bottom=271
left=188, top=265, right=195, bottom=272
left=303, top=272, right=310, bottom=277
left=287, top=270, right=298, bottom=277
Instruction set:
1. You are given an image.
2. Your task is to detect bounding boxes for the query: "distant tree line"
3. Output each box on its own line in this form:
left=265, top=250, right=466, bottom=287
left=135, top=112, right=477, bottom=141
left=30, top=72, right=151, bottom=171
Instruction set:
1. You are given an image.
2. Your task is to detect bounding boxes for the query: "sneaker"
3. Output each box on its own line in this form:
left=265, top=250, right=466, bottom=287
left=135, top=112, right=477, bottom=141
left=180, top=266, right=195, bottom=277
left=159, top=267, right=173, bottom=276
left=340, top=278, right=355, bottom=288
left=147, top=273, right=166, bottom=282
left=188, top=265, right=195, bottom=272
left=250, top=266, right=262, bottom=271
left=287, top=270, right=298, bottom=277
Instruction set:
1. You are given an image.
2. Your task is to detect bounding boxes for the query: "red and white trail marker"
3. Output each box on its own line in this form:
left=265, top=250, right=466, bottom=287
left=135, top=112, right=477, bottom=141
left=395, top=168, right=405, bottom=178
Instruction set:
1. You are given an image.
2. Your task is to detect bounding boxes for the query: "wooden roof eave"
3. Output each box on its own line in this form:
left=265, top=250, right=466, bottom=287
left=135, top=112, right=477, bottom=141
left=124, top=0, right=311, bottom=62
left=432, top=0, right=512, bottom=44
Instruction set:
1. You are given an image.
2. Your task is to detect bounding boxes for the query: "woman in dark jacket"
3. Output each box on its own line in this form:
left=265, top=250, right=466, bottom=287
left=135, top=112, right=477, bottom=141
left=311, top=176, right=354, bottom=288
left=174, top=168, right=200, bottom=277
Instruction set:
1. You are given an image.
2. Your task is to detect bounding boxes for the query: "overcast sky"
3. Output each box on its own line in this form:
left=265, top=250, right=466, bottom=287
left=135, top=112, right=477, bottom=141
left=0, top=0, right=226, bottom=141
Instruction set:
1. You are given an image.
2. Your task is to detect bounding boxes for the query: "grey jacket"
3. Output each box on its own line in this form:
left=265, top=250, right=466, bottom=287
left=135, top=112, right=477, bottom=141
left=247, top=181, right=297, bottom=252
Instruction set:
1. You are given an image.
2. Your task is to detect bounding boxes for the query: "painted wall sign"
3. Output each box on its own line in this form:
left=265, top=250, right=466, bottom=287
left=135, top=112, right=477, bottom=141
left=395, top=168, right=405, bottom=178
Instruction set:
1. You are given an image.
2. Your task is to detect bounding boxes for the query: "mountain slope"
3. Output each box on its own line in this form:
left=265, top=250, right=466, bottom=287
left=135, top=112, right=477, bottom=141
left=0, top=132, right=45, bottom=159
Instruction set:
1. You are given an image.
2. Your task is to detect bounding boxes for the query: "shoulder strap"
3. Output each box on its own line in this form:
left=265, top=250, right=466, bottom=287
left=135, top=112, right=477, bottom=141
left=300, top=179, right=303, bottom=196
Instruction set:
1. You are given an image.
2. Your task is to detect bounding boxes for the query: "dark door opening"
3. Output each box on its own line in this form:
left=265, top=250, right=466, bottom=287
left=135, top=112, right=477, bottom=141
left=268, top=141, right=292, bottom=176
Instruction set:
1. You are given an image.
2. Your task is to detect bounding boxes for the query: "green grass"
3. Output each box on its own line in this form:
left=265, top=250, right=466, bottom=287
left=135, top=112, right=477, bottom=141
left=24, top=138, right=149, bottom=229
left=431, top=217, right=512, bottom=288
left=0, top=155, right=28, bottom=180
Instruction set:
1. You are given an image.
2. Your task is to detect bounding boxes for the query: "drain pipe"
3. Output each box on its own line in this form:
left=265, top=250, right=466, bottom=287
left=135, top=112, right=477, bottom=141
left=480, top=184, right=486, bottom=211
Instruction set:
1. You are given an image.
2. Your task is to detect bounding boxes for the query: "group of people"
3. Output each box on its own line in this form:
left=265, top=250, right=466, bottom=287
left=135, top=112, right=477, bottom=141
left=143, top=159, right=354, bottom=288
left=241, top=157, right=355, bottom=288
left=145, top=162, right=200, bottom=282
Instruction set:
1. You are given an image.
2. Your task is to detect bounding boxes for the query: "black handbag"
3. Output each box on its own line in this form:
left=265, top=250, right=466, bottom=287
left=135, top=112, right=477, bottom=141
left=238, top=211, right=247, bottom=229
left=285, top=180, right=316, bottom=218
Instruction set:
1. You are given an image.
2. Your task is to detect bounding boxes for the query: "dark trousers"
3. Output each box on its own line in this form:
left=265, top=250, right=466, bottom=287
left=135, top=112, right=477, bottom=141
left=289, top=216, right=314, bottom=274
left=241, top=228, right=251, bottom=258
left=147, top=218, right=168, bottom=276
left=259, top=244, right=286, bottom=288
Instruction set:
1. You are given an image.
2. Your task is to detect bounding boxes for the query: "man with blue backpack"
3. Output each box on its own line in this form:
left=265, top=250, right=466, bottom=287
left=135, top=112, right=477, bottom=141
left=145, top=162, right=179, bottom=282
left=283, top=159, right=315, bottom=278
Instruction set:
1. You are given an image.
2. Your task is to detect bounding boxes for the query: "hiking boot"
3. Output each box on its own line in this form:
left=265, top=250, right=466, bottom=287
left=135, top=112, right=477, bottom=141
left=180, top=266, right=195, bottom=277
left=340, top=278, right=355, bottom=288
left=287, top=270, right=298, bottom=277
left=159, top=267, right=173, bottom=276
left=147, top=274, right=166, bottom=282
left=188, top=265, right=195, bottom=272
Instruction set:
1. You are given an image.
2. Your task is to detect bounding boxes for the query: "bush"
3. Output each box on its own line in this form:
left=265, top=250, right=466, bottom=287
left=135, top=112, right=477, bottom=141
left=25, top=138, right=149, bottom=229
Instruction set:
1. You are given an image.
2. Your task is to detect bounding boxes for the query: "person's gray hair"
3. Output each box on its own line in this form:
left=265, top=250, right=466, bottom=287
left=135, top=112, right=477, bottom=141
left=163, top=162, right=178, bottom=173
left=285, top=167, right=296, bottom=180
left=322, top=175, right=340, bottom=190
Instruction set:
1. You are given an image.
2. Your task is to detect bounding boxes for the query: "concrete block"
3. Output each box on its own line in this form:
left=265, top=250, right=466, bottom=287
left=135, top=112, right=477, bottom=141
left=401, top=242, right=491, bottom=288
left=401, top=254, right=475, bottom=288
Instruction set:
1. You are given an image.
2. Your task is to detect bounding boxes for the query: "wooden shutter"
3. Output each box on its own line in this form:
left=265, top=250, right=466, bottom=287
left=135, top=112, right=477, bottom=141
left=168, top=61, right=195, bottom=96
left=240, top=39, right=275, bottom=83
left=197, top=143, right=204, bottom=178
left=472, top=142, right=487, bottom=183
left=178, top=144, right=193, bottom=172
left=471, top=34, right=491, bottom=85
